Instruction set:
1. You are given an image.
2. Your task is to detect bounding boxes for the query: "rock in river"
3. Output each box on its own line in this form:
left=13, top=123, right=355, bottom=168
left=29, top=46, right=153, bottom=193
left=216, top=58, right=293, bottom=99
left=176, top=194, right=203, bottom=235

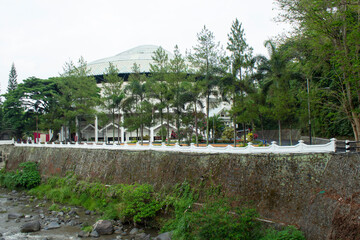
left=93, top=220, right=114, bottom=235
left=154, top=232, right=172, bottom=240
left=8, top=213, right=24, bottom=219
left=20, top=220, right=41, bottom=233
left=45, top=221, right=61, bottom=230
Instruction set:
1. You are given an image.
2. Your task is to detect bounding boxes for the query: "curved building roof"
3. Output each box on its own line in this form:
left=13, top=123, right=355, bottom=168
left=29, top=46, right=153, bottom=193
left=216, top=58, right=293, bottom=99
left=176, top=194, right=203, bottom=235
left=88, top=45, right=173, bottom=76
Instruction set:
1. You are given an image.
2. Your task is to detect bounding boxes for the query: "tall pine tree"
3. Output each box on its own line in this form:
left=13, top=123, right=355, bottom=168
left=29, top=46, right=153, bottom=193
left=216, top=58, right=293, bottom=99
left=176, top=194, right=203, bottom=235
left=8, top=63, right=18, bottom=92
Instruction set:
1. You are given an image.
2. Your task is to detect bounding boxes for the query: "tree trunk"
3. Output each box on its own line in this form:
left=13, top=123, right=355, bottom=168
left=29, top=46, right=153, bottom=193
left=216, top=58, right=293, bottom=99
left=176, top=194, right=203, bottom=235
left=206, top=94, right=210, bottom=146
left=212, top=117, right=215, bottom=144
left=118, top=113, right=120, bottom=144
left=50, top=129, right=59, bottom=142
left=233, top=96, right=237, bottom=147
left=278, top=119, right=282, bottom=146
left=177, top=106, right=180, bottom=145
left=195, top=103, right=199, bottom=147
left=112, top=110, right=115, bottom=144
left=261, top=116, right=264, bottom=142
left=167, top=106, right=170, bottom=144
left=160, top=103, right=164, bottom=142
left=243, top=123, right=246, bottom=146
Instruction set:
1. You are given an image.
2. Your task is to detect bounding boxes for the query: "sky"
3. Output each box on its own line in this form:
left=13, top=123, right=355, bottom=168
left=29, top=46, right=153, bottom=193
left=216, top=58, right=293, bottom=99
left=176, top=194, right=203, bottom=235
left=0, top=0, right=291, bottom=94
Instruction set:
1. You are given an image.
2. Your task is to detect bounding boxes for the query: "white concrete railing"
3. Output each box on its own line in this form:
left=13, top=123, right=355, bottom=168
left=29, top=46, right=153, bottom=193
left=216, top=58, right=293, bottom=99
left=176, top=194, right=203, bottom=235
left=0, top=139, right=15, bottom=145
left=12, top=139, right=337, bottom=154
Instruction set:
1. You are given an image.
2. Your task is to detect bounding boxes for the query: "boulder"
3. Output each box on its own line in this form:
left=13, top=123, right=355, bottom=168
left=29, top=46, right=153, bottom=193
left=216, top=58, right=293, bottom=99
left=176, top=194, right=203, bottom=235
left=8, top=213, right=24, bottom=219
left=67, top=219, right=81, bottom=226
left=45, top=221, right=61, bottom=230
left=77, top=231, right=89, bottom=238
left=20, top=220, right=41, bottom=233
left=68, top=210, right=78, bottom=216
left=154, top=232, right=172, bottom=240
left=129, top=227, right=139, bottom=235
left=93, top=220, right=114, bottom=235
left=136, top=233, right=151, bottom=240
left=90, top=230, right=100, bottom=238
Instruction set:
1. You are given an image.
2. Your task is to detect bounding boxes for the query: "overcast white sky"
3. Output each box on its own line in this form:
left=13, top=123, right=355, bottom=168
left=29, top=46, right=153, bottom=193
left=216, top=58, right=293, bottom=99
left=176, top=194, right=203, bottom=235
left=0, top=0, right=290, bottom=94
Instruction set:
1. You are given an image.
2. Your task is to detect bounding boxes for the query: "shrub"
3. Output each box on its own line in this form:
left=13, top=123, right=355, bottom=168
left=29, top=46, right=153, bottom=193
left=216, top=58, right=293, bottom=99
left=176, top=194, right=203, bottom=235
left=119, top=183, right=164, bottom=223
left=17, top=162, right=41, bottom=189
left=165, top=199, right=261, bottom=240
left=0, top=171, right=18, bottom=189
left=260, top=226, right=305, bottom=240
left=0, top=162, right=41, bottom=189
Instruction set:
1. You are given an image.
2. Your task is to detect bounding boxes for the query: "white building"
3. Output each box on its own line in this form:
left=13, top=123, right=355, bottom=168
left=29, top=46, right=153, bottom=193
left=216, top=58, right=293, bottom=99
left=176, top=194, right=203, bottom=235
left=61, top=45, right=232, bottom=143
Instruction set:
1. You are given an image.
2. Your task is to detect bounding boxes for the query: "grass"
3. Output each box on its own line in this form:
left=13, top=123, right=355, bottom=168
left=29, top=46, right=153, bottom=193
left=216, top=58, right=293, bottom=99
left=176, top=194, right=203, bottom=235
left=27, top=174, right=305, bottom=240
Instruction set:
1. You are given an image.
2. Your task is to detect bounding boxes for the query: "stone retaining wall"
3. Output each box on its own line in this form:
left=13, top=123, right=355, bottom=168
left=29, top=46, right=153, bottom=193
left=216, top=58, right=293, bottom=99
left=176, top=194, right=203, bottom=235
left=4, top=146, right=360, bottom=240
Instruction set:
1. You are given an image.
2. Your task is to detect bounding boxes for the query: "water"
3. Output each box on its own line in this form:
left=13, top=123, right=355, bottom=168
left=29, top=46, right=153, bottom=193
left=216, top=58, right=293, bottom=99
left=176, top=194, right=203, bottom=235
left=0, top=188, right=158, bottom=240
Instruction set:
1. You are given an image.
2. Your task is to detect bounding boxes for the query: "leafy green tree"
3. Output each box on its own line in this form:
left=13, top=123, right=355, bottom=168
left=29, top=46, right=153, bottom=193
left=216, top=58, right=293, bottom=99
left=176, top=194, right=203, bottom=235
left=3, top=63, right=22, bottom=138
left=102, top=63, right=125, bottom=143
left=7, top=63, right=18, bottom=93
left=19, top=77, right=60, bottom=140
left=57, top=57, right=100, bottom=142
left=149, top=47, right=171, bottom=143
left=275, top=0, right=360, bottom=141
left=3, top=88, right=24, bottom=139
left=226, top=18, right=253, bottom=146
left=184, top=75, right=204, bottom=146
left=124, top=63, right=151, bottom=144
left=209, top=114, right=225, bottom=142
left=168, top=45, right=189, bottom=144
left=188, top=26, right=225, bottom=145
left=2, top=77, right=61, bottom=140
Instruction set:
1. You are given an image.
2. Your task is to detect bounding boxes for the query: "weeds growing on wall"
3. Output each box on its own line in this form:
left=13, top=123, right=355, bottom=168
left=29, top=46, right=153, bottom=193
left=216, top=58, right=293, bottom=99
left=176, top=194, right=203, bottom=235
left=0, top=162, right=41, bottom=189
left=25, top=173, right=305, bottom=240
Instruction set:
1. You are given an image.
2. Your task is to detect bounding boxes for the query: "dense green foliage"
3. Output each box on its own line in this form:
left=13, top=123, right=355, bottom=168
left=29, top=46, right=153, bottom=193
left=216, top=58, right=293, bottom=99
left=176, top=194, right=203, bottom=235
left=161, top=182, right=305, bottom=240
left=28, top=173, right=163, bottom=224
left=260, top=226, right=305, bottom=240
left=0, top=172, right=307, bottom=239
left=0, top=162, right=41, bottom=189
left=2, top=58, right=100, bottom=140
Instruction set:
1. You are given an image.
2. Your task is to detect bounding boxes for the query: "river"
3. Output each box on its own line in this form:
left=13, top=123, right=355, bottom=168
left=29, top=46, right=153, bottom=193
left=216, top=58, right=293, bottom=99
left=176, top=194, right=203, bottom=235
left=0, top=188, right=159, bottom=240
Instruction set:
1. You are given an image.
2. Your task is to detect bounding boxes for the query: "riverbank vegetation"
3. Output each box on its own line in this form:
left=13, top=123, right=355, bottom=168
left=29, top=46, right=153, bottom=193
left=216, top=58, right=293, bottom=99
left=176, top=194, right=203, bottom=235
left=0, top=162, right=41, bottom=189
left=0, top=163, right=305, bottom=240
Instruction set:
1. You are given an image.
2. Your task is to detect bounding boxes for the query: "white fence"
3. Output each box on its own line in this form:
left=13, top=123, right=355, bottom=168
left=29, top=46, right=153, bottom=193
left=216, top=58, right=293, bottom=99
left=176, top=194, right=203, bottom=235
left=3, top=139, right=337, bottom=154
left=0, top=139, right=16, bottom=145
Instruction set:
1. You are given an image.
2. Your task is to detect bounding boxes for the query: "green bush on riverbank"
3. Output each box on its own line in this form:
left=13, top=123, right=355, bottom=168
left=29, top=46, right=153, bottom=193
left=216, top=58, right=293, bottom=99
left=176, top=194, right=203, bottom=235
left=0, top=162, right=41, bottom=189
left=1, top=164, right=305, bottom=240
left=28, top=173, right=163, bottom=225
left=29, top=175, right=305, bottom=240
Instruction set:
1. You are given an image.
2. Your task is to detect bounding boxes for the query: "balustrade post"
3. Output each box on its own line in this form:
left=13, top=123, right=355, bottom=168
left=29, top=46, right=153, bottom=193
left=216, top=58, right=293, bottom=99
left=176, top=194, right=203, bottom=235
left=247, top=142, right=253, bottom=153
left=330, top=138, right=337, bottom=152
left=345, top=140, right=350, bottom=153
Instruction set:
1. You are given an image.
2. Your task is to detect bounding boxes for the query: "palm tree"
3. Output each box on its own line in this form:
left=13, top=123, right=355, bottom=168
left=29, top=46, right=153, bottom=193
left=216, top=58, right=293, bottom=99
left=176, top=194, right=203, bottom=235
left=255, top=41, right=296, bottom=145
